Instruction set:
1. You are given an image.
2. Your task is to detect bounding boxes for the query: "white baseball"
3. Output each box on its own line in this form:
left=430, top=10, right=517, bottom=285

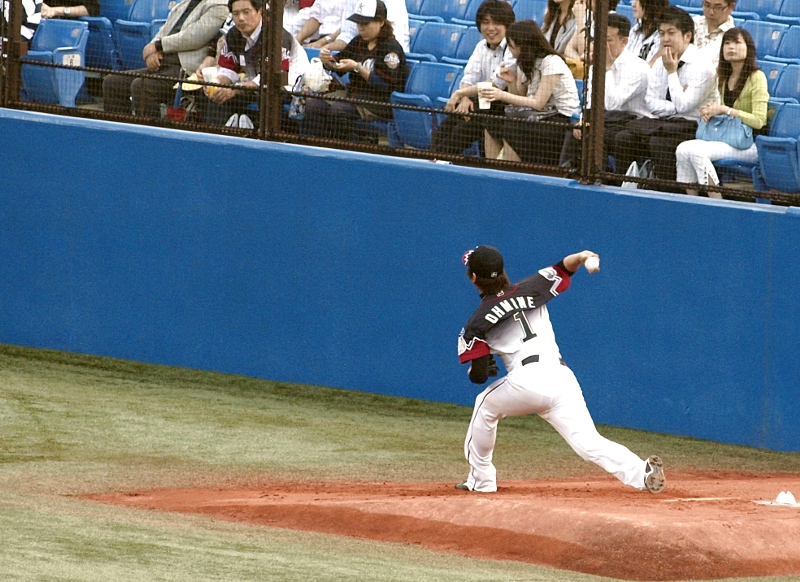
left=584, top=256, right=600, bottom=273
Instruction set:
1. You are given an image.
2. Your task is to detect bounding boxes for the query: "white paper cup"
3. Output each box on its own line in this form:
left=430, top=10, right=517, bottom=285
left=476, top=81, right=492, bottom=109
left=202, top=67, right=218, bottom=83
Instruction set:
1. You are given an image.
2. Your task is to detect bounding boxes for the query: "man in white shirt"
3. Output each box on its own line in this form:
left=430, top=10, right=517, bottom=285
left=322, top=0, right=409, bottom=52
left=432, top=0, right=516, bottom=155
left=565, top=13, right=653, bottom=168
left=693, top=0, right=735, bottom=66
left=612, top=6, right=717, bottom=182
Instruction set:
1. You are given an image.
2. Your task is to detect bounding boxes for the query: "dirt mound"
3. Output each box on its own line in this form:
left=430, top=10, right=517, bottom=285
left=87, top=472, right=800, bottom=580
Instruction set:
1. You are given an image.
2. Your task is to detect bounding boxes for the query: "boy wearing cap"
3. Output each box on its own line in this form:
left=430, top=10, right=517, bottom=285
left=457, top=246, right=666, bottom=494
left=304, top=0, right=407, bottom=141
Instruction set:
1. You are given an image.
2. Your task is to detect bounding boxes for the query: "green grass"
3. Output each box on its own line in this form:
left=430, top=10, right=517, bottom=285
left=1, top=344, right=800, bottom=582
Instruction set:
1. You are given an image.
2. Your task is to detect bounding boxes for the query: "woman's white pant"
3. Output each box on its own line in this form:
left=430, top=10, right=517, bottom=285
left=676, top=139, right=758, bottom=186
left=463, top=362, right=648, bottom=492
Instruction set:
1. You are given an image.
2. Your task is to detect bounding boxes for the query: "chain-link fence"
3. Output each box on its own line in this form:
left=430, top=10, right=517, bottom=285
left=3, top=0, right=799, bottom=204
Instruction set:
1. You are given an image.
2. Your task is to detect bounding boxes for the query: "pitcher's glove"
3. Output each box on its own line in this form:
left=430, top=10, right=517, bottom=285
left=487, top=354, right=498, bottom=377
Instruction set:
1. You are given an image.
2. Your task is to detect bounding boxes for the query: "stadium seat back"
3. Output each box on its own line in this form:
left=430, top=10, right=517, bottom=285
left=441, top=25, right=483, bottom=64
left=758, top=60, right=786, bottom=95
left=410, top=22, right=467, bottom=61
left=755, top=136, right=800, bottom=192
left=773, top=64, right=800, bottom=100
left=742, top=20, right=789, bottom=59
left=99, top=0, right=136, bottom=21
left=390, top=92, right=438, bottom=149
left=127, top=0, right=171, bottom=23
left=406, top=0, right=427, bottom=17
left=615, top=4, right=635, bottom=27
left=768, top=0, right=800, bottom=26
left=769, top=102, right=800, bottom=139
left=81, top=16, right=122, bottom=70
left=512, top=0, right=547, bottom=24
left=769, top=25, right=800, bottom=62
left=22, top=19, right=89, bottom=107
left=733, top=0, right=778, bottom=20
left=404, top=61, right=463, bottom=99
left=420, top=0, right=471, bottom=23
left=409, top=18, right=425, bottom=47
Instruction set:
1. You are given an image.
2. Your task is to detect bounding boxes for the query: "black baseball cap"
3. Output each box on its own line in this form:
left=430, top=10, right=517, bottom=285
left=463, top=245, right=504, bottom=279
left=348, top=0, right=388, bottom=23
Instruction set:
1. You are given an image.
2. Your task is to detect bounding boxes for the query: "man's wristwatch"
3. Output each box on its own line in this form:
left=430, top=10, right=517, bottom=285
left=63, top=7, right=71, bottom=15
left=325, top=35, right=333, bottom=43
left=354, top=64, right=361, bottom=74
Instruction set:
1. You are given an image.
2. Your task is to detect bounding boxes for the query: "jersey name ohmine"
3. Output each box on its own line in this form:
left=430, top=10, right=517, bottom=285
left=458, top=264, right=571, bottom=364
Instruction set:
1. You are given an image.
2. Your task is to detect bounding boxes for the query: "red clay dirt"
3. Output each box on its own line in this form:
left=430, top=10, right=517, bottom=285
left=87, top=472, right=800, bottom=581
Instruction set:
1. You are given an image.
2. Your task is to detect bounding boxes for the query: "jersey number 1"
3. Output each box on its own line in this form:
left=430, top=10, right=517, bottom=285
left=513, top=311, right=537, bottom=343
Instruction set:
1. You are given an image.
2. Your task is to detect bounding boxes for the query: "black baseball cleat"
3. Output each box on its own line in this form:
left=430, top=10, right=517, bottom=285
left=644, top=455, right=666, bottom=494
left=455, top=481, right=472, bottom=491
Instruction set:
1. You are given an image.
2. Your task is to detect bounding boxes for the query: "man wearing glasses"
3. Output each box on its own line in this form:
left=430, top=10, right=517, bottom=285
left=693, top=0, right=735, bottom=66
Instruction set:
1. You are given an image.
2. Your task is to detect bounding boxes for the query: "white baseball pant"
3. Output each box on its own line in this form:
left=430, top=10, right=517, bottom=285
left=463, top=361, right=649, bottom=492
left=676, top=139, right=758, bottom=186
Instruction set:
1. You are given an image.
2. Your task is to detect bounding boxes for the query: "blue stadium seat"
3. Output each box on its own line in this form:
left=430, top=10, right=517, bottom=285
left=714, top=99, right=789, bottom=183
left=731, top=0, right=777, bottom=21
left=742, top=20, right=789, bottom=59
left=512, top=0, right=547, bottom=24
left=767, top=1, right=800, bottom=27
left=772, top=63, right=800, bottom=100
left=409, top=0, right=445, bottom=22
left=80, top=16, right=122, bottom=69
left=451, top=0, right=482, bottom=25
left=115, top=0, right=172, bottom=70
left=406, top=0, right=427, bottom=19
left=21, top=19, right=90, bottom=107
left=758, top=60, right=787, bottom=96
left=753, top=102, right=800, bottom=192
left=441, top=25, right=482, bottom=65
left=389, top=62, right=463, bottom=149
left=678, top=5, right=703, bottom=15
left=408, top=18, right=425, bottom=48
left=763, top=25, right=800, bottom=65
left=421, top=0, right=472, bottom=23
left=407, top=22, right=467, bottom=62
left=100, top=0, right=136, bottom=22
left=615, top=4, right=635, bottom=26
left=684, top=0, right=704, bottom=7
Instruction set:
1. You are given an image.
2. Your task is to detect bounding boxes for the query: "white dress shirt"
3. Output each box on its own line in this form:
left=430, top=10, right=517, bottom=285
left=460, top=38, right=509, bottom=87
left=605, top=47, right=654, bottom=118
left=337, top=0, right=410, bottom=52
left=645, top=43, right=718, bottom=121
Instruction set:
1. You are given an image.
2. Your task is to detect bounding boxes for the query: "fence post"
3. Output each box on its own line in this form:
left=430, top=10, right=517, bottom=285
left=581, top=0, right=607, bottom=184
left=262, top=0, right=285, bottom=140
left=2, top=0, right=25, bottom=106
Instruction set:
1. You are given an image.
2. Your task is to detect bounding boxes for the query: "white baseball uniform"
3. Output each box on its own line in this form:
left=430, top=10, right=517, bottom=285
left=457, top=261, right=650, bottom=493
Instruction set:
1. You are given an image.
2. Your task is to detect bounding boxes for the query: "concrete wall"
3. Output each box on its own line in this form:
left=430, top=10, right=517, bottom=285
left=2, top=109, right=798, bottom=451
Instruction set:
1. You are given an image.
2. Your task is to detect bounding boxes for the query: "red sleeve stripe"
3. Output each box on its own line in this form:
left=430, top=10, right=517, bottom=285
left=552, top=264, right=572, bottom=294
left=459, top=339, right=490, bottom=363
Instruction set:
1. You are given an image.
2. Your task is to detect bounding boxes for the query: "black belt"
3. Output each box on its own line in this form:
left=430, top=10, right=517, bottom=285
left=522, top=355, right=566, bottom=366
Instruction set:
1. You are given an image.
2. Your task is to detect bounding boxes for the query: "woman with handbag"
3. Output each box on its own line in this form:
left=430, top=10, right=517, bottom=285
left=675, top=28, right=768, bottom=197
left=480, top=19, right=579, bottom=165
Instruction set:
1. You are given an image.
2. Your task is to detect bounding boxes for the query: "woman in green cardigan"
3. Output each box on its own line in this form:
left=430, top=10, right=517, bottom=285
left=675, top=27, right=768, bottom=197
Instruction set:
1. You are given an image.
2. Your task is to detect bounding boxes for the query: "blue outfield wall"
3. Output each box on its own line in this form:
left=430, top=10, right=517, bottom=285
left=1, top=109, right=799, bottom=452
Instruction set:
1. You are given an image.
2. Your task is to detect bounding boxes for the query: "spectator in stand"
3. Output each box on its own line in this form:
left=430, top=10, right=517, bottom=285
left=283, top=0, right=314, bottom=37
left=432, top=0, right=516, bottom=156
left=541, top=0, right=578, bottom=54
left=197, top=0, right=309, bottom=127
left=481, top=19, right=579, bottom=165
left=102, top=0, right=228, bottom=118
left=562, top=0, right=620, bottom=68
left=41, top=0, right=98, bottom=19
left=626, top=0, right=668, bottom=66
left=303, top=0, right=407, bottom=141
left=693, top=0, right=735, bottom=67
left=676, top=27, right=767, bottom=197
left=295, top=0, right=346, bottom=48
left=322, top=0, right=409, bottom=52
left=563, top=13, right=653, bottom=169
left=612, top=6, right=718, bottom=182
left=2, top=0, right=42, bottom=54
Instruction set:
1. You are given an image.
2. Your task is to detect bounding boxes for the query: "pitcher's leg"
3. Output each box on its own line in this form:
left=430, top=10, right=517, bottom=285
left=540, top=369, right=647, bottom=490
left=463, top=379, right=506, bottom=492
